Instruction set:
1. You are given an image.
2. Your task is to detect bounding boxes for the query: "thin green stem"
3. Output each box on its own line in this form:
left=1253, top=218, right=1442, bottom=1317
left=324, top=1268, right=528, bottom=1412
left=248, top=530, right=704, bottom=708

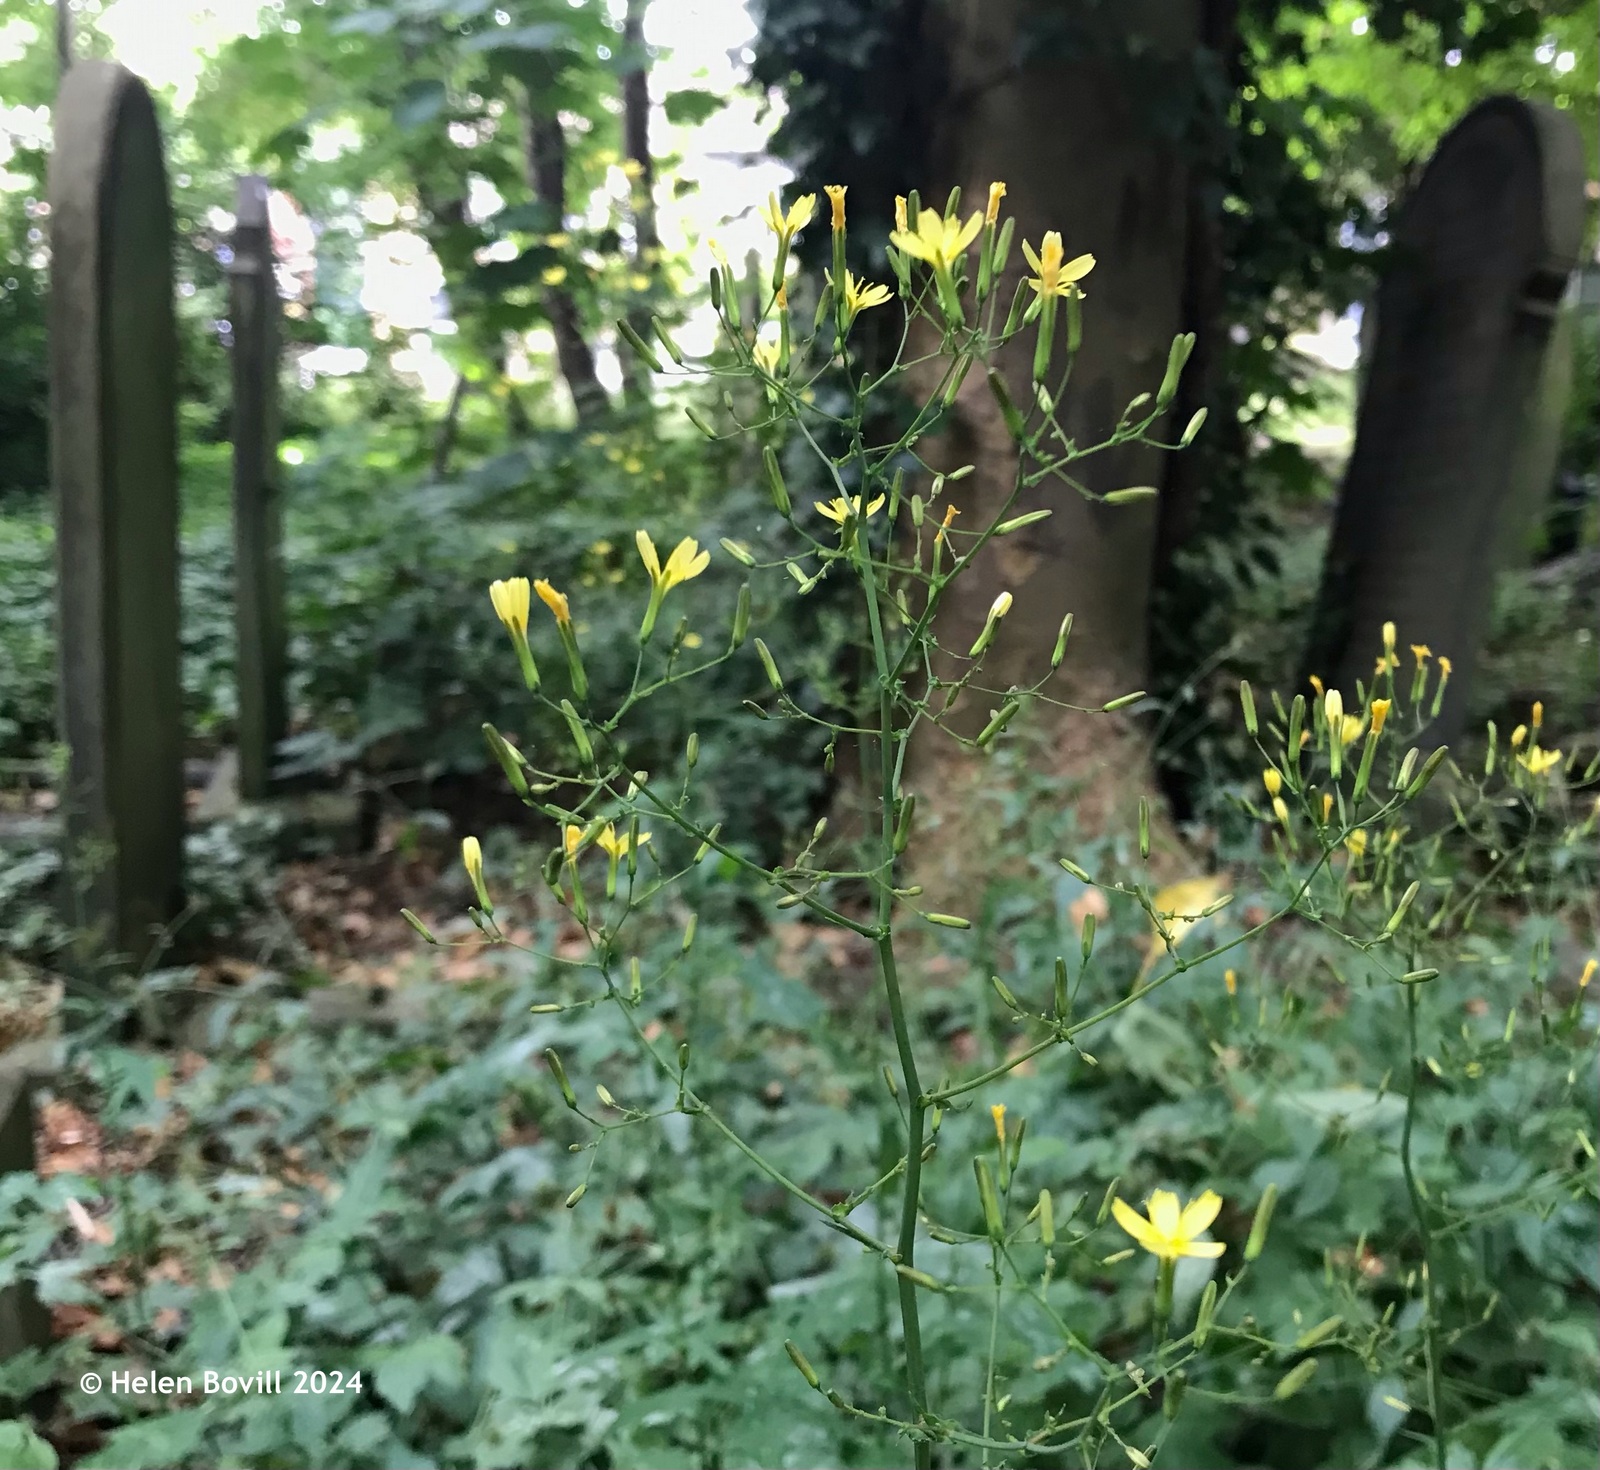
left=981, top=1239, right=1003, bottom=1468
left=1402, top=982, right=1448, bottom=1470
left=854, top=421, right=933, bottom=1468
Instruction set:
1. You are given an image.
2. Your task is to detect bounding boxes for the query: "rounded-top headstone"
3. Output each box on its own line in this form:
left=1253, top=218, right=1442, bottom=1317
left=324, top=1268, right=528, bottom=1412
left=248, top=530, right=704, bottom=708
left=48, top=62, right=184, bottom=975
left=1304, top=96, right=1585, bottom=740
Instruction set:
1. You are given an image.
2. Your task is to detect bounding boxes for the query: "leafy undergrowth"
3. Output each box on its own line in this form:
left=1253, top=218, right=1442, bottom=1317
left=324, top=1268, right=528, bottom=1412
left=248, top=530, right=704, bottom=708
left=1, top=784, right=1596, bottom=1470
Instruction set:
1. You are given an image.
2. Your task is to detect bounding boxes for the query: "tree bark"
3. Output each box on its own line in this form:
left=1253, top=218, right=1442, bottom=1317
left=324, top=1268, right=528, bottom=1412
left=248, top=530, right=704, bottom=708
left=432, top=373, right=469, bottom=477
left=900, top=0, right=1203, bottom=904
left=619, top=0, right=659, bottom=410
left=518, top=93, right=611, bottom=425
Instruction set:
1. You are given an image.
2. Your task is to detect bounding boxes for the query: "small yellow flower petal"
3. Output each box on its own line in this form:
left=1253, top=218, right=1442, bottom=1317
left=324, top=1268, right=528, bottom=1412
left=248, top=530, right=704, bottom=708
left=489, top=577, right=531, bottom=637
left=825, top=183, right=847, bottom=231
left=1147, top=1189, right=1182, bottom=1238
left=985, top=180, right=1006, bottom=225
left=1370, top=698, right=1391, bottom=734
left=1111, top=1197, right=1166, bottom=1255
left=990, top=1103, right=1006, bottom=1148
left=534, top=578, right=571, bottom=625
left=1176, top=1190, right=1223, bottom=1237
left=635, top=530, right=661, bottom=582
left=1262, top=768, right=1282, bottom=798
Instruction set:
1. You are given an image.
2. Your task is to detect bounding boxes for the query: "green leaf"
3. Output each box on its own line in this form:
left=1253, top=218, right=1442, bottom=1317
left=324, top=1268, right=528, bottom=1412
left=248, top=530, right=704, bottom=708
left=663, top=89, right=727, bottom=127
left=462, top=22, right=571, bottom=54
left=394, top=80, right=447, bottom=131
left=0, top=1423, right=55, bottom=1470
left=374, top=1334, right=467, bottom=1415
left=79, top=1411, right=208, bottom=1470
left=331, top=10, right=396, bottom=37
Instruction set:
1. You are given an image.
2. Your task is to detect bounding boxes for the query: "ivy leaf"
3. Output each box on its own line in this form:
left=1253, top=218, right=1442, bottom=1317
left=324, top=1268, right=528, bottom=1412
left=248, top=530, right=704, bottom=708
left=0, top=1423, right=55, bottom=1470
left=374, top=1334, right=467, bottom=1415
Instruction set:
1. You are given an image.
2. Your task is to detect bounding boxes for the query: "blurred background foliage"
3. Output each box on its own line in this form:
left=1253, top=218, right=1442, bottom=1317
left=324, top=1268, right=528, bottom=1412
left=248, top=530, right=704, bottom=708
left=0, top=1, right=1595, bottom=1466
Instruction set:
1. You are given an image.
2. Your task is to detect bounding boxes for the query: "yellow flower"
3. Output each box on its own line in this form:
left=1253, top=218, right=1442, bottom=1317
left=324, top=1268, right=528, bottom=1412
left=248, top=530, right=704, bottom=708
left=894, top=195, right=907, bottom=233
left=1382, top=620, right=1396, bottom=655
left=489, top=577, right=531, bottom=637
left=563, top=823, right=583, bottom=857
left=1580, top=958, right=1596, bottom=991
left=934, top=503, right=959, bottom=546
left=541, top=264, right=568, bottom=286
left=751, top=338, right=782, bottom=377
left=1345, top=829, right=1368, bottom=860
left=1224, top=969, right=1237, bottom=997
left=1339, top=714, right=1366, bottom=747
left=825, top=184, right=847, bottom=231
left=596, top=822, right=650, bottom=860
left=636, top=530, right=710, bottom=594
left=985, top=181, right=1006, bottom=225
left=1410, top=644, right=1431, bottom=668
left=1518, top=746, right=1562, bottom=776
left=837, top=269, right=892, bottom=316
left=1272, top=795, right=1290, bottom=825
left=1370, top=698, right=1391, bottom=735
left=1531, top=700, right=1544, bottom=731
left=1111, top=1189, right=1226, bottom=1262
left=1324, top=688, right=1344, bottom=730
left=990, top=1103, right=1007, bottom=1149
left=1509, top=724, right=1527, bottom=750
left=1262, top=768, right=1282, bottom=798
left=1436, top=656, right=1452, bottom=676
left=462, top=835, right=490, bottom=909
left=989, top=591, right=1013, bottom=620
left=759, top=191, right=815, bottom=242
left=1309, top=674, right=1325, bottom=699
left=890, top=206, right=984, bottom=274
left=1020, top=231, right=1095, bottom=298
left=815, top=494, right=886, bottom=524
left=1321, top=792, right=1333, bottom=822
left=534, top=579, right=571, bottom=625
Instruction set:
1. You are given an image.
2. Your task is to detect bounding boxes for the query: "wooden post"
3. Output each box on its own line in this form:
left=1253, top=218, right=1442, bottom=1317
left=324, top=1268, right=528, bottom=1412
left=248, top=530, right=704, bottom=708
left=229, top=175, right=288, bottom=800
left=48, top=62, right=184, bottom=974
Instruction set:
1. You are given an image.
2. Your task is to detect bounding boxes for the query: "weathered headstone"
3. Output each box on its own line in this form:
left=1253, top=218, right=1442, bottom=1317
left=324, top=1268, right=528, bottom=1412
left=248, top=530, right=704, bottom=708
left=48, top=62, right=184, bottom=973
left=0, top=962, right=62, bottom=1360
left=229, top=176, right=288, bottom=801
left=1304, top=97, right=1585, bottom=740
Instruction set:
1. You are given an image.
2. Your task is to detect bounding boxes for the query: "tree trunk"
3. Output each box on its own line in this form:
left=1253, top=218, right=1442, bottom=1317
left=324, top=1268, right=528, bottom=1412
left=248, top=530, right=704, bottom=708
left=518, top=93, right=611, bottom=425
left=619, top=0, right=659, bottom=410
left=901, top=0, right=1203, bottom=905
